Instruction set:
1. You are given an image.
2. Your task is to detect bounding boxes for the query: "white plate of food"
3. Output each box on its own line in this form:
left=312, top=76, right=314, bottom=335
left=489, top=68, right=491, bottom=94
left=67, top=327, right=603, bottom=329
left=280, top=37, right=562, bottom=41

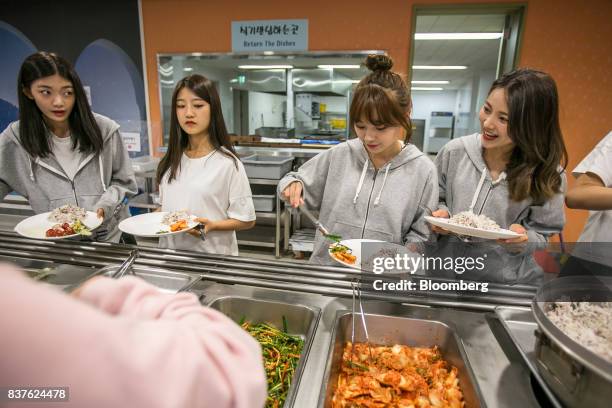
left=328, top=239, right=384, bottom=270
left=118, top=211, right=199, bottom=238
left=14, top=204, right=102, bottom=240
left=425, top=212, right=522, bottom=240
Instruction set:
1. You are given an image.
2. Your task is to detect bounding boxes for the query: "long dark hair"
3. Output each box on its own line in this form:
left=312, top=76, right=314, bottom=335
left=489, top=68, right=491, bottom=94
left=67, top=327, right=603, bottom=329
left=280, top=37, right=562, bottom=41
left=17, top=51, right=103, bottom=158
left=492, top=69, right=568, bottom=203
left=157, top=75, right=237, bottom=184
left=350, top=54, right=413, bottom=142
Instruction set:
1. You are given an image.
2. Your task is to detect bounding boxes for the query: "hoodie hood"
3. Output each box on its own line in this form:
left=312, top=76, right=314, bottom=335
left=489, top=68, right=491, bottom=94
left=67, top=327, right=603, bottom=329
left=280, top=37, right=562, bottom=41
left=435, top=133, right=566, bottom=244
left=346, top=138, right=425, bottom=206
left=0, top=113, right=137, bottom=242
left=4, top=113, right=120, bottom=184
left=346, top=137, right=425, bottom=170
left=461, top=132, right=487, bottom=171
left=278, top=138, right=438, bottom=265
left=460, top=133, right=507, bottom=212
left=5, top=113, right=119, bottom=148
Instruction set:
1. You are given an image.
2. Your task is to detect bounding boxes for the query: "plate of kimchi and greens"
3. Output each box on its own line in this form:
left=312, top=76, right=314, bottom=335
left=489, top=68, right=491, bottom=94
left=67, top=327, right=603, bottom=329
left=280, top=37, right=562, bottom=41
left=425, top=211, right=522, bottom=240
left=329, top=239, right=385, bottom=270
left=14, top=204, right=101, bottom=240
left=118, top=210, right=199, bottom=238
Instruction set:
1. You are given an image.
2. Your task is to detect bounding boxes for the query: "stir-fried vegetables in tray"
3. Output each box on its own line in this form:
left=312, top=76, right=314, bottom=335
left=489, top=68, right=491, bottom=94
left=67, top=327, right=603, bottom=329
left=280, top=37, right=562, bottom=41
left=240, top=317, right=304, bottom=408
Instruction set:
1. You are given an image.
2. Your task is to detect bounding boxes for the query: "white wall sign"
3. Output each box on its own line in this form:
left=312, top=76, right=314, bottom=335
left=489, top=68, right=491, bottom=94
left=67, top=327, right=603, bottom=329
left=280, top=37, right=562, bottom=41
left=231, top=19, right=308, bottom=52
left=121, top=132, right=141, bottom=152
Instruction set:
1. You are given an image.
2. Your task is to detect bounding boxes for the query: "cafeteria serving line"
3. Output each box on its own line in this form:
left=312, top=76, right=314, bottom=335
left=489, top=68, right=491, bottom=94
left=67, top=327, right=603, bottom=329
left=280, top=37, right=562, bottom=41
left=0, top=229, right=592, bottom=408
left=1, top=0, right=611, bottom=407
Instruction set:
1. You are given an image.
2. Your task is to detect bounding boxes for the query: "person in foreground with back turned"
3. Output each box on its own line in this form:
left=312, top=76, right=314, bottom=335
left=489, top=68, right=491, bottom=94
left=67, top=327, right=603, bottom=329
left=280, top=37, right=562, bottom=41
left=0, top=262, right=267, bottom=408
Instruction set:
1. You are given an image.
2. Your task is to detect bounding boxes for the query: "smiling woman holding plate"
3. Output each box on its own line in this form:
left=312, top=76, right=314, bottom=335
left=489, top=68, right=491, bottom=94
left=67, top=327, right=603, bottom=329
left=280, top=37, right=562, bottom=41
left=431, top=69, right=568, bottom=245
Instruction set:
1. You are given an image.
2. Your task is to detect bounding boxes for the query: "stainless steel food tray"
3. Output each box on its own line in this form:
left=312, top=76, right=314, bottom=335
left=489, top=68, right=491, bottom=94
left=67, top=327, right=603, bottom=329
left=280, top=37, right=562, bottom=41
left=318, top=311, right=485, bottom=407
left=494, top=306, right=563, bottom=407
left=95, top=264, right=201, bottom=293
left=532, top=276, right=612, bottom=408
left=0, top=255, right=97, bottom=287
left=253, top=195, right=276, bottom=212
left=207, top=296, right=321, bottom=408
left=242, top=155, right=294, bottom=179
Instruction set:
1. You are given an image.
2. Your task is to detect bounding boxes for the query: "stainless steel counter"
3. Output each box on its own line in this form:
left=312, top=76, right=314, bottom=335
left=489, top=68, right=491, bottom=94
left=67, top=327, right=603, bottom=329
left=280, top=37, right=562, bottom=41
left=195, top=283, right=544, bottom=408
left=0, top=231, right=554, bottom=407
left=235, top=145, right=326, bottom=160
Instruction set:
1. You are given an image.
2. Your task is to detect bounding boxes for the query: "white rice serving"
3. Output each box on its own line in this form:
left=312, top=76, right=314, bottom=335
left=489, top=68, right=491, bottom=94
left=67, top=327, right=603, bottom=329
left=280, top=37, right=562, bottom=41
left=48, top=204, right=86, bottom=224
left=449, top=211, right=501, bottom=231
left=161, top=210, right=190, bottom=226
left=545, top=302, right=612, bottom=362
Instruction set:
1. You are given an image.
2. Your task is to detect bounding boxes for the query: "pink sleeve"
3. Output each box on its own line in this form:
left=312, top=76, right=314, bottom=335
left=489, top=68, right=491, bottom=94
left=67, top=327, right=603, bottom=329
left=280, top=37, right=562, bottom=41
left=0, top=265, right=267, bottom=408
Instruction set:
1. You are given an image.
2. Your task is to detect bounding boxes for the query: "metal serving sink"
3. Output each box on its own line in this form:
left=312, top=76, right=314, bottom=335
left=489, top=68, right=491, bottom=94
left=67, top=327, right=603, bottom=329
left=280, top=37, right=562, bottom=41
left=318, top=311, right=485, bottom=408
left=208, top=296, right=321, bottom=408
left=0, top=255, right=97, bottom=285
left=95, top=264, right=201, bottom=293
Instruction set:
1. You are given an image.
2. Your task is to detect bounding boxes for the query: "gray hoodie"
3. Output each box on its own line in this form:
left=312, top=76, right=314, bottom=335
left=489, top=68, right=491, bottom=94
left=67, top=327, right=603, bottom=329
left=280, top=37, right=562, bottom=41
left=432, top=133, right=567, bottom=285
left=0, top=113, right=138, bottom=242
left=278, top=138, right=438, bottom=265
left=435, top=133, right=566, bottom=243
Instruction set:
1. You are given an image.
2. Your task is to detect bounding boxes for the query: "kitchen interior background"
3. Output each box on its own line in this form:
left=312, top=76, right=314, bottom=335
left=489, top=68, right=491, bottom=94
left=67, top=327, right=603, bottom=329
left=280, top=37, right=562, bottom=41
left=1, top=0, right=611, bottom=242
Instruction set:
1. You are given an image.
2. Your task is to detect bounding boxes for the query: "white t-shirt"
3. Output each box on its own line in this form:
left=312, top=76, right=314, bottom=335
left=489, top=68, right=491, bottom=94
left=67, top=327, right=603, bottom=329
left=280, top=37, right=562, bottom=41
left=572, top=131, right=612, bottom=265
left=158, top=149, right=255, bottom=255
left=51, top=133, right=82, bottom=180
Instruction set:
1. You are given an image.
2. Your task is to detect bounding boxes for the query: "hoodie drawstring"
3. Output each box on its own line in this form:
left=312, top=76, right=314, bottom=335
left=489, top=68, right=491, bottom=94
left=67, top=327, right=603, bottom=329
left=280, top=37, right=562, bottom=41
left=469, top=167, right=506, bottom=212
left=29, top=158, right=35, bottom=182
left=98, top=155, right=107, bottom=192
left=374, top=163, right=391, bottom=206
left=353, top=160, right=369, bottom=204
left=469, top=168, right=488, bottom=213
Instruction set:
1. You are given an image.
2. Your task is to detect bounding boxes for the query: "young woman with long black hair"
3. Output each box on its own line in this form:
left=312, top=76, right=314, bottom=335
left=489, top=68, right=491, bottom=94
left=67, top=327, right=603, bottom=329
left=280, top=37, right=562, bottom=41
left=0, top=51, right=137, bottom=242
left=156, top=74, right=255, bottom=255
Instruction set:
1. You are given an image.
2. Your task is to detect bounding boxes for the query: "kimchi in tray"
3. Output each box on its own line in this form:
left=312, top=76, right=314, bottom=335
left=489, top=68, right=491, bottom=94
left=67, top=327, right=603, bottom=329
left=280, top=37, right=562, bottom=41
left=319, top=312, right=485, bottom=407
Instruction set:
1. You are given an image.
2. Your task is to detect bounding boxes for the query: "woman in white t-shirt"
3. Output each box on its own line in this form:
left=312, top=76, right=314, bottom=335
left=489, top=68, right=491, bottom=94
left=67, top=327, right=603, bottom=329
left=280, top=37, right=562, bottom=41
left=156, top=75, right=255, bottom=255
left=564, top=130, right=612, bottom=272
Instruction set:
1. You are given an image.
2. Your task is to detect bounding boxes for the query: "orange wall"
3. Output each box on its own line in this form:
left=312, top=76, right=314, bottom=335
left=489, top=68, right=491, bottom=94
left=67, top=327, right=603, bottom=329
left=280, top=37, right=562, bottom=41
left=140, top=0, right=612, bottom=241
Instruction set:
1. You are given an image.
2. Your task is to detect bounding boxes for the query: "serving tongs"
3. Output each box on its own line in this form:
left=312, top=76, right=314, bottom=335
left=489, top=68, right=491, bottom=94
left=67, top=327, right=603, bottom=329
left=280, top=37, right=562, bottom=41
left=65, top=249, right=139, bottom=293
left=193, top=223, right=206, bottom=241
left=298, top=204, right=341, bottom=243
left=111, top=249, right=139, bottom=279
left=349, top=279, right=373, bottom=367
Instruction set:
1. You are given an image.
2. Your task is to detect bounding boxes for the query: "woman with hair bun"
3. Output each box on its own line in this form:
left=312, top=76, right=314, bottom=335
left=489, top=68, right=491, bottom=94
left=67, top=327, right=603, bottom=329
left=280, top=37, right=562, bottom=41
left=279, top=54, right=438, bottom=265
